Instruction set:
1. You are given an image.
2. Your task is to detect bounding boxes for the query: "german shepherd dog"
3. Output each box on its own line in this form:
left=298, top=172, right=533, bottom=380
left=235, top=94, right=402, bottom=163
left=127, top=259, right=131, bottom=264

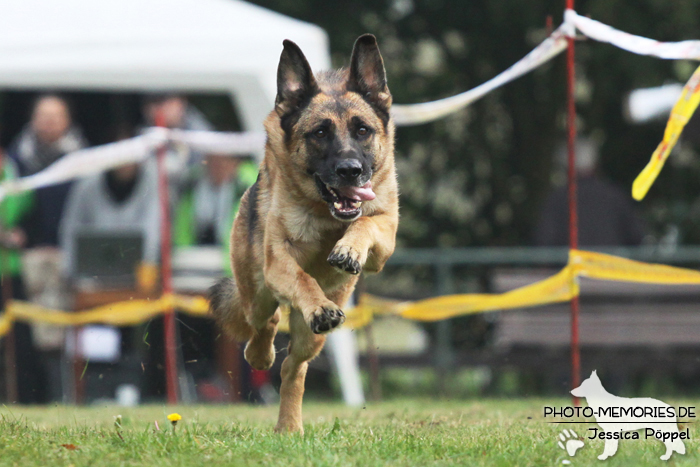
left=210, top=34, right=398, bottom=433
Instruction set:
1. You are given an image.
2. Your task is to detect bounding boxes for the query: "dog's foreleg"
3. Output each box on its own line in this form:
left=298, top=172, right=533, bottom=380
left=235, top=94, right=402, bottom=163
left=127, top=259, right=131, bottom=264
left=263, top=232, right=345, bottom=334
left=328, top=213, right=397, bottom=275
left=275, top=307, right=326, bottom=434
left=274, top=285, right=353, bottom=434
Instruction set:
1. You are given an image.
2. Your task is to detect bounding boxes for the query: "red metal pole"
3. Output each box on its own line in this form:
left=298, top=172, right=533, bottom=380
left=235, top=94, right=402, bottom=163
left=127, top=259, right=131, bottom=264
left=565, top=0, right=581, bottom=406
left=155, top=112, right=179, bottom=404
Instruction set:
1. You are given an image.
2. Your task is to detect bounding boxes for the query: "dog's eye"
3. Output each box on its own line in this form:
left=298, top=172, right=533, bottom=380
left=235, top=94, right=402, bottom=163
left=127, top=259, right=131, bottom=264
left=357, top=126, right=369, bottom=137
left=314, top=129, right=327, bottom=139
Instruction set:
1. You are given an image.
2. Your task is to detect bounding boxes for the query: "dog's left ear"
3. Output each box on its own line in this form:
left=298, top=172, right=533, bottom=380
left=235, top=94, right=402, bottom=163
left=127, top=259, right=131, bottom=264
left=347, top=34, right=392, bottom=113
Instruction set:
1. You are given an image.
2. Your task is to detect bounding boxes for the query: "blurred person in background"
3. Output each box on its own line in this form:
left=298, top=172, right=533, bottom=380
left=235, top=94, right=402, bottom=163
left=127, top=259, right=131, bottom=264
left=142, top=94, right=212, bottom=133
left=59, top=133, right=161, bottom=278
left=534, top=137, right=645, bottom=247
left=7, top=94, right=88, bottom=401
left=173, top=153, right=257, bottom=254
left=59, top=127, right=161, bottom=402
left=0, top=145, right=46, bottom=403
left=141, top=94, right=213, bottom=190
left=8, top=94, right=88, bottom=247
left=171, top=153, right=258, bottom=402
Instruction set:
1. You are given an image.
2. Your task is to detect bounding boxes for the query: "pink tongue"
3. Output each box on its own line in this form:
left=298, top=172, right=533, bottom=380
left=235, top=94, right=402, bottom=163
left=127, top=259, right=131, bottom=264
left=336, top=182, right=376, bottom=201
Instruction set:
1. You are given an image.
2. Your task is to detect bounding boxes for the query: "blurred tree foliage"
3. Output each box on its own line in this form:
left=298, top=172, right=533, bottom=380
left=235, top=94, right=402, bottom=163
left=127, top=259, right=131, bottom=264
left=250, top=0, right=700, bottom=246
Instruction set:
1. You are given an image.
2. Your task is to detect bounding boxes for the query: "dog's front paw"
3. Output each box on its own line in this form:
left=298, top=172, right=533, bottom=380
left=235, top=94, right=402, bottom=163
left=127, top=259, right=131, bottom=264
left=308, top=303, right=345, bottom=334
left=328, top=245, right=363, bottom=275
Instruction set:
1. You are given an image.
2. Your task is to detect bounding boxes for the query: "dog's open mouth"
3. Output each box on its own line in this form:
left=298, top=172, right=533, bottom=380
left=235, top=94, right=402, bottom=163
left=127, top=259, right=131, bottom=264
left=315, top=175, right=375, bottom=220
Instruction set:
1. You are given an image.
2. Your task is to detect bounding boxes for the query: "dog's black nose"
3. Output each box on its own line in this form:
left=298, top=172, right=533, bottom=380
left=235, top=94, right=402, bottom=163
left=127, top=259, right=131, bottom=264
left=335, top=159, right=363, bottom=181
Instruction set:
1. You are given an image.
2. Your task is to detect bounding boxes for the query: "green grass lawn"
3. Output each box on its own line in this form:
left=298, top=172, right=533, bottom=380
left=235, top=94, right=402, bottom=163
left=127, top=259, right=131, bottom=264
left=0, top=398, right=697, bottom=466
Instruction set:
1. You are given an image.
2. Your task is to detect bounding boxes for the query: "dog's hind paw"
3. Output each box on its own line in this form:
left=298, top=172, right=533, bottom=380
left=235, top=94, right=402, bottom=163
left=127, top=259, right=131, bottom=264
left=328, top=245, right=363, bottom=275
left=308, top=304, right=345, bottom=334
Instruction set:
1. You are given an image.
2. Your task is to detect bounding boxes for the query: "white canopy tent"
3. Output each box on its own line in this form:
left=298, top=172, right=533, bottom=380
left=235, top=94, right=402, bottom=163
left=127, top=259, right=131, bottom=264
left=0, top=0, right=331, bottom=132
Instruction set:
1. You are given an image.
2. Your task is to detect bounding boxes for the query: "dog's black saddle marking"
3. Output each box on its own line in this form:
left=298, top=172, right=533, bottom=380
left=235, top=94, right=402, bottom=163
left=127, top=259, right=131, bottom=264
left=247, top=176, right=260, bottom=243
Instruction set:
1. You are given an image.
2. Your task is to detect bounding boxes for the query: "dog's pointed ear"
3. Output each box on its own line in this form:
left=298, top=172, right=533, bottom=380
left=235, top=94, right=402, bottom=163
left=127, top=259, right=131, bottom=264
left=592, top=370, right=599, bottom=379
left=347, top=34, right=392, bottom=113
left=275, top=40, right=319, bottom=118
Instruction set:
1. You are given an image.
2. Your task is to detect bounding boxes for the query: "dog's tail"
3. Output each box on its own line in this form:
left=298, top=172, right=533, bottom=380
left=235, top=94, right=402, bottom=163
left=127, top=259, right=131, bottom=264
left=209, top=278, right=254, bottom=342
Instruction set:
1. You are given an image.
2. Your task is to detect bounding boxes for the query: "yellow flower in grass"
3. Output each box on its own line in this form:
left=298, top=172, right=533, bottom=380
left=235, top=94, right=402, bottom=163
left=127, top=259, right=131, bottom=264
left=167, top=413, right=182, bottom=428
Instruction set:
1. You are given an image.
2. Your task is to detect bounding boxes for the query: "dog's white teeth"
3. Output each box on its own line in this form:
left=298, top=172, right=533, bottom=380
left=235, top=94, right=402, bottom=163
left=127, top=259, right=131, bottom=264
left=334, top=202, right=342, bottom=210
left=354, top=201, right=362, bottom=208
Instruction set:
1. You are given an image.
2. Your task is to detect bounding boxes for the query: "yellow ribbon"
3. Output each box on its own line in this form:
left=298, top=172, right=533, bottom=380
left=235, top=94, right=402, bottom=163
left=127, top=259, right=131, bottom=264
left=0, top=293, right=209, bottom=338
left=348, top=250, right=700, bottom=324
left=2, top=250, right=700, bottom=338
left=632, top=64, right=700, bottom=201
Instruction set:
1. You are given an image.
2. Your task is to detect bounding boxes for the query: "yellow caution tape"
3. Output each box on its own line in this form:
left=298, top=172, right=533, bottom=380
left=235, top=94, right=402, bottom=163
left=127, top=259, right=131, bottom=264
left=0, top=313, right=12, bottom=337
left=172, top=294, right=210, bottom=316
left=0, top=293, right=209, bottom=338
left=1, top=249, right=700, bottom=338
left=571, top=249, right=700, bottom=284
left=348, top=249, right=700, bottom=324
left=397, top=266, right=577, bottom=321
left=10, top=297, right=168, bottom=327
left=632, top=64, right=700, bottom=201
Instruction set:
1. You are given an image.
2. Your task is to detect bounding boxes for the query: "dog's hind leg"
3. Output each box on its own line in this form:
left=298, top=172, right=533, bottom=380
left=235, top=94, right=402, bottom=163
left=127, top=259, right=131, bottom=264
left=275, top=306, right=325, bottom=434
left=244, top=296, right=281, bottom=371
left=210, top=279, right=280, bottom=370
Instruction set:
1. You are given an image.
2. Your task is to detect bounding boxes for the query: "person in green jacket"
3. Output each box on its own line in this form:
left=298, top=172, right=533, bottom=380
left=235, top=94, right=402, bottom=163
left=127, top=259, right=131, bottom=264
left=169, top=153, right=257, bottom=401
left=174, top=154, right=257, bottom=273
left=0, top=150, right=46, bottom=404
left=0, top=157, right=34, bottom=275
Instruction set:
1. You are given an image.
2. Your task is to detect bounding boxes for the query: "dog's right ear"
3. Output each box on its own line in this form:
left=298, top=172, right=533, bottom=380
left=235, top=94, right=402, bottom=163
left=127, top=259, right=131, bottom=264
left=275, top=40, right=319, bottom=118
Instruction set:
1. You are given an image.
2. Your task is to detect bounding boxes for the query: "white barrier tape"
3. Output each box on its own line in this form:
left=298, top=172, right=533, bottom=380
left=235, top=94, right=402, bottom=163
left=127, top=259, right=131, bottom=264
left=0, top=131, right=162, bottom=199
left=168, top=129, right=266, bottom=155
left=392, top=11, right=700, bottom=127
left=0, top=128, right=264, bottom=200
left=390, top=25, right=569, bottom=127
left=565, top=10, right=700, bottom=60
left=3, top=10, right=700, bottom=199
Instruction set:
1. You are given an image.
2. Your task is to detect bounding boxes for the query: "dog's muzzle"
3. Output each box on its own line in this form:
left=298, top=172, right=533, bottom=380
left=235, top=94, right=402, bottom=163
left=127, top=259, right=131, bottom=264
left=315, top=174, right=376, bottom=221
